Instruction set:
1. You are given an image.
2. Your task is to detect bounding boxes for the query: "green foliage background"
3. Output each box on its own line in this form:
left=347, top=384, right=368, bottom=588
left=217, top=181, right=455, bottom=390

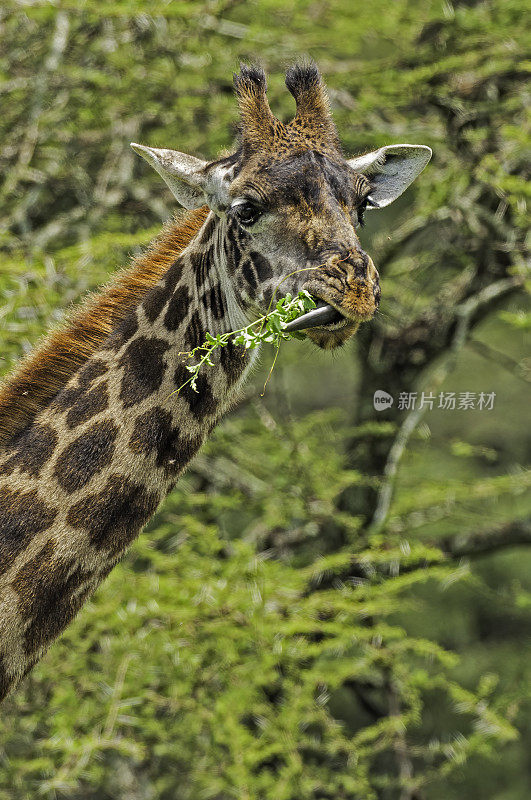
left=0, top=1, right=529, bottom=798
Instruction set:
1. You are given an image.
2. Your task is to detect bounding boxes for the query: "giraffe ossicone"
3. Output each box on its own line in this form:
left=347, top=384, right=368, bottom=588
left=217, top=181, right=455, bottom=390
left=0, top=62, right=431, bottom=702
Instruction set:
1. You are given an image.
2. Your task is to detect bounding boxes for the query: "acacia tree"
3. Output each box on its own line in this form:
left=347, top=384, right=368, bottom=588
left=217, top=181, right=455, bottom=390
left=325, top=16, right=530, bottom=794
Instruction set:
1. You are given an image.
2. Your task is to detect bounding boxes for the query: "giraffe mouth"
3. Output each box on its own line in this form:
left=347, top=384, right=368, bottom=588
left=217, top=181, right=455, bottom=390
left=284, top=300, right=346, bottom=332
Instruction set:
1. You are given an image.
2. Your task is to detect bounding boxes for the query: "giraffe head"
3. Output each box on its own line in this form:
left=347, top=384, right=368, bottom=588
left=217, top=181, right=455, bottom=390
left=132, top=63, right=431, bottom=349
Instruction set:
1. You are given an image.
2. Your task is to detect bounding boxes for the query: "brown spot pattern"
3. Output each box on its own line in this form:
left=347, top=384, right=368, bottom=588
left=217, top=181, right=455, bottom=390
left=52, top=385, right=84, bottom=412
left=0, top=423, right=57, bottom=478
left=54, top=420, right=118, bottom=494
left=0, top=487, right=58, bottom=574
left=12, top=539, right=93, bottom=656
left=174, top=367, right=218, bottom=422
left=163, top=285, right=190, bottom=332
left=129, top=407, right=203, bottom=474
left=184, top=310, right=206, bottom=351
left=78, top=359, right=108, bottom=388
left=220, top=340, right=247, bottom=387
left=51, top=359, right=108, bottom=415
left=142, top=285, right=168, bottom=324
left=118, top=336, right=169, bottom=408
left=66, top=474, right=160, bottom=555
left=240, top=257, right=258, bottom=292
left=201, top=283, right=225, bottom=320
left=250, top=251, right=273, bottom=281
left=163, top=259, right=184, bottom=293
left=104, top=313, right=139, bottom=352
left=65, top=380, right=109, bottom=429
left=191, top=247, right=214, bottom=293
left=129, top=406, right=172, bottom=459
left=197, top=213, right=216, bottom=244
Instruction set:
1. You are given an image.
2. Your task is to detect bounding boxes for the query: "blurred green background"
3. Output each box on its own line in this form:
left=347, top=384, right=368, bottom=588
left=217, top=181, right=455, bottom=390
left=0, top=1, right=529, bottom=798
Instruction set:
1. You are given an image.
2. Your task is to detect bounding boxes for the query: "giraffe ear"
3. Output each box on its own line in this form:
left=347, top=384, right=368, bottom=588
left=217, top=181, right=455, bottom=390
left=347, top=144, right=432, bottom=208
left=131, top=143, right=231, bottom=212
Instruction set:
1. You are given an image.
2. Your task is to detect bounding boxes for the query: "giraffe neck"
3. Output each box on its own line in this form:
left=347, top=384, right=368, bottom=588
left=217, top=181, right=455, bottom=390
left=0, top=211, right=255, bottom=701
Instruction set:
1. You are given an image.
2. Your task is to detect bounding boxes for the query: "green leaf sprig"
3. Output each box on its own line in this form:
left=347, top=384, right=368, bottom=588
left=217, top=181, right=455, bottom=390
left=174, top=290, right=317, bottom=395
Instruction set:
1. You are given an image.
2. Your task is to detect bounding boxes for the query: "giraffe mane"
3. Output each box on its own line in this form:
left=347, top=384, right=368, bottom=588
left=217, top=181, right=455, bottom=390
left=0, top=206, right=209, bottom=447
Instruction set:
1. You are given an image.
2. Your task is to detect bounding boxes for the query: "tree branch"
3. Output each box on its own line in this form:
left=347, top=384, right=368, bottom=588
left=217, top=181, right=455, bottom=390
left=441, top=518, right=531, bottom=560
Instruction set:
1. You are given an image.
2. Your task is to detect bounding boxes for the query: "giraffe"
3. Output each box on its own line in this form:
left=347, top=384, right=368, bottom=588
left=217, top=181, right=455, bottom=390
left=0, top=63, right=431, bottom=701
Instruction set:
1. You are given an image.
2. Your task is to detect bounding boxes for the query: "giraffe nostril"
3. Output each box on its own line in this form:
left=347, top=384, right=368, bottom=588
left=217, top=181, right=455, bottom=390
left=353, top=261, right=368, bottom=279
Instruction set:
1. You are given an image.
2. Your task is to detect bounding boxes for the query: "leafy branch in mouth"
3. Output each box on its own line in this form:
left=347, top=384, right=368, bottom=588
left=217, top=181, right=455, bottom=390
left=173, top=290, right=317, bottom=396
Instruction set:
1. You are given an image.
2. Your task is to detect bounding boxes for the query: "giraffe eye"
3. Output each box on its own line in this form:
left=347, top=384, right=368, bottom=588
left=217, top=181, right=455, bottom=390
left=234, top=202, right=262, bottom=226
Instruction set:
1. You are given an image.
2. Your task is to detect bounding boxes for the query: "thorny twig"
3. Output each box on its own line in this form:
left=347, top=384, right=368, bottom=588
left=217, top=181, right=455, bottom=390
left=170, top=290, right=316, bottom=397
